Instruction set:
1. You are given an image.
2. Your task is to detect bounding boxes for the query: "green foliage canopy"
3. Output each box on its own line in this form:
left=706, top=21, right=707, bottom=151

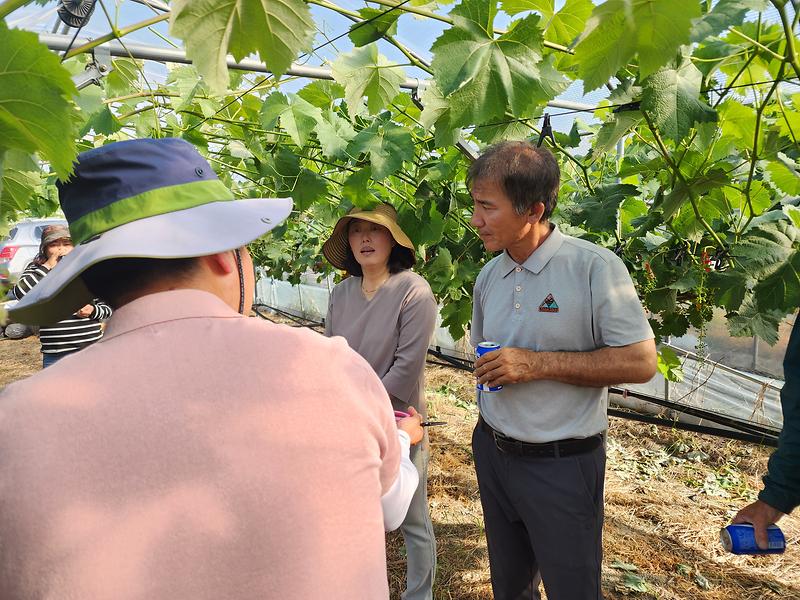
left=1, top=0, right=799, bottom=348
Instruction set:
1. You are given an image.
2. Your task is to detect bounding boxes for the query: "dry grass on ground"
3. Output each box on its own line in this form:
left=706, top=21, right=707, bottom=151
left=0, top=336, right=40, bottom=387
left=1, top=335, right=798, bottom=599
left=392, top=365, right=800, bottom=600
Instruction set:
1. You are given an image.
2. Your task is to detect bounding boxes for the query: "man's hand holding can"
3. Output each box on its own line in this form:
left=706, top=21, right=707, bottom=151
left=475, top=344, right=540, bottom=388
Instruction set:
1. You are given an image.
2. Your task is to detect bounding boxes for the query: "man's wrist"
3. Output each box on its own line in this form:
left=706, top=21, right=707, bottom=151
left=522, top=349, right=551, bottom=383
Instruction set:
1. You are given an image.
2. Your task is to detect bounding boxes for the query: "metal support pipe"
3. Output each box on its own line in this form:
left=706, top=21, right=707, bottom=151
left=752, top=335, right=759, bottom=372
left=665, top=341, right=781, bottom=390
left=40, top=33, right=599, bottom=112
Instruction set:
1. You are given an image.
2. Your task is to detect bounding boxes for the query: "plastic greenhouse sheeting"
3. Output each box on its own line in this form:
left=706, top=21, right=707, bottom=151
left=256, top=274, right=784, bottom=431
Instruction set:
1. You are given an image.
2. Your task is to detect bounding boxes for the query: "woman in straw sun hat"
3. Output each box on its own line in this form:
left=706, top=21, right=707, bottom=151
left=323, top=202, right=438, bottom=600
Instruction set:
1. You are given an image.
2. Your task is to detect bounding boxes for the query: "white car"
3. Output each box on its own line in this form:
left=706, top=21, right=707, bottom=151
left=0, top=218, right=68, bottom=280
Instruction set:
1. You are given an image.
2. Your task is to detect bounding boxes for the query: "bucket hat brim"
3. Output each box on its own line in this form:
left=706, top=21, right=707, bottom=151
left=322, top=207, right=415, bottom=271
left=9, top=197, right=292, bottom=324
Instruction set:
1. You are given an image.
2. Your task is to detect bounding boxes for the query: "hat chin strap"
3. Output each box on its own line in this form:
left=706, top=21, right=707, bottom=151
left=234, top=248, right=245, bottom=315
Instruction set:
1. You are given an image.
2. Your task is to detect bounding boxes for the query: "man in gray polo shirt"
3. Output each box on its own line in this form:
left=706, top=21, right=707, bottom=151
left=469, top=141, right=657, bottom=600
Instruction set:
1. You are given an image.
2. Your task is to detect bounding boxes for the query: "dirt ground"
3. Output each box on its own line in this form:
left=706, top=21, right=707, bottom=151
left=1, top=335, right=798, bottom=599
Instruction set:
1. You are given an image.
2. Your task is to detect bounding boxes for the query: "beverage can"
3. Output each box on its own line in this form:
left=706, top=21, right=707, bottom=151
left=476, top=342, right=503, bottom=392
left=720, top=524, right=785, bottom=555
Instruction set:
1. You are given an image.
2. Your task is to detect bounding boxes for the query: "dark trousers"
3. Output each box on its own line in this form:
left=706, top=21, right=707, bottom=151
left=42, top=353, right=67, bottom=368
left=472, top=422, right=606, bottom=600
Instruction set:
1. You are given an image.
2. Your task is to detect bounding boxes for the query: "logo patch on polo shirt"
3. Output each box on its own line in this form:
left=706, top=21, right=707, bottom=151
left=538, top=293, right=559, bottom=313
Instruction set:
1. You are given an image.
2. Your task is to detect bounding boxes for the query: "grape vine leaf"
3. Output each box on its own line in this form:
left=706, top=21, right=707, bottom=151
left=500, top=0, right=553, bottom=18
left=722, top=182, right=773, bottom=218
left=426, top=246, right=455, bottom=291
left=314, top=110, right=357, bottom=160
left=441, top=296, right=472, bottom=340
left=777, top=94, right=800, bottom=140
left=296, top=80, right=345, bottom=110
left=657, top=346, right=685, bottom=381
left=349, top=7, right=401, bottom=47
left=646, top=287, right=678, bottom=314
left=692, top=38, right=740, bottom=77
left=547, top=0, right=593, bottom=46
left=641, top=56, right=717, bottom=142
left=418, top=200, right=447, bottom=248
left=347, top=115, right=415, bottom=180
left=292, top=169, right=329, bottom=212
left=331, top=45, right=407, bottom=115
left=764, top=156, right=800, bottom=196
left=260, top=92, right=323, bottom=147
left=0, top=151, right=39, bottom=214
left=170, top=0, right=315, bottom=93
left=669, top=268, right=701, bottom=293
left=0, top=23, right=77, bottom=179
left=708, top=270, right=748, bottom=311
left=80, top=106, right=123, bottom=137
left=430, top=0, right=545, bottom=126
left=754, top=256, right=800, bottom=312
left=575, top=184, right=639, bottom=231
left=659, top=168, right=727, bottom=220
left=732, top=219, right=797, bottom=283
left=619, top=197, right=648, bottom=234
left=593, top=110, right=643, bottom=154
left=574, top=0, right=701, bottom=92
left=655, top=311, right=691, bottom=338
left=690, top=0, right=769, bottom=43
left=527, top=54, right=570, bottom=109
left=398, top=195, right=446, bottom=248
left=473, top=118, right=530, bottom=144
left=256, top=146, right=301, bottom=191
left=342, top=167, right=376, bottom=209
left=167, top=65, right=209, bottom=111
left=106, top=58, right=140, bottom=96
left=719, top=100, right=758, bottom=146
left=727, top=299, right=784, bottom=345
left=419, top=82, right=461, bottom=148
left=785, top=206, right=800, bottom=229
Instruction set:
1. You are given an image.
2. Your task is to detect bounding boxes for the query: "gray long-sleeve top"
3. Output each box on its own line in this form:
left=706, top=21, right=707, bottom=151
left=325, top=270, right=437, bottom=418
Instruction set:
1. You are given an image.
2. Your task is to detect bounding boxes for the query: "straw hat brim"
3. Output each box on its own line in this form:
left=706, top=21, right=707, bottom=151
left=322, top=211, right=415, bottom=271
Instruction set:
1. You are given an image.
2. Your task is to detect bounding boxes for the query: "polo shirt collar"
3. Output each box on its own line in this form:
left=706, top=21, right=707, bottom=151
left=102, top=289, right=241, bottom=341
left=501, top=224, right=565, bottom=277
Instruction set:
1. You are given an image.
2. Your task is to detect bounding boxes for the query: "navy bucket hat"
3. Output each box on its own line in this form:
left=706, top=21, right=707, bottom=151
left=9, top=138, right=292, bottom=324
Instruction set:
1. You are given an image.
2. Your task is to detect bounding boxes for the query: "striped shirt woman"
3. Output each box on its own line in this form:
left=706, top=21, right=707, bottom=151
left=11, top=225, right=111, bottom=367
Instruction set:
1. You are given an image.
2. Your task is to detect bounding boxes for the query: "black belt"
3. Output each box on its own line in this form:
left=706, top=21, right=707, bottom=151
left=479, top=415, right=602, bottom=458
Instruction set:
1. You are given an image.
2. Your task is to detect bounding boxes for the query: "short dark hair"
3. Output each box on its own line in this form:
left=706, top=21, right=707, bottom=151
left=342, top=244, right=415, bottom=277
left=81, top=257, right=201, bottom=308
left=467, top=141, right=560, bottom=220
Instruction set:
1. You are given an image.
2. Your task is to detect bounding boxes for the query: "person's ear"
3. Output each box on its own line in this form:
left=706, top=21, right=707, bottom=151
left=201, top=251, right=237, bottom=275
left=527, top=202, right=545, bottom=225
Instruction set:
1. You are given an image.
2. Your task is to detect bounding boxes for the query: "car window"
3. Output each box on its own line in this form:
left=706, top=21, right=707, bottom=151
left=7, top=227, right=17, bottom=240
left=34, top=225, right=46, bottom=240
